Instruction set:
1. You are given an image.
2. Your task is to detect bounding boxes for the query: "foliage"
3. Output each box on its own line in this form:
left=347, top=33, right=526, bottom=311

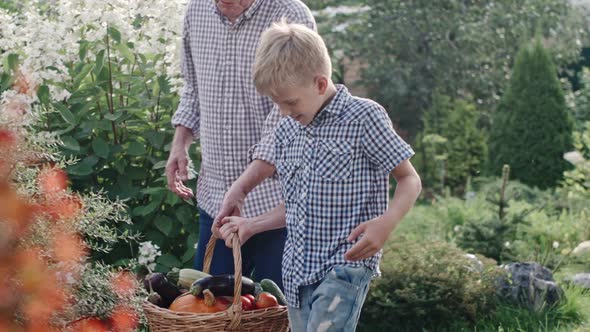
left=359, top=239, right=502, bottom=331
left=315, top=0, right=584, bottom=136
left=488, top=40, right=574, bottom=189
left=0, top=0, right=200, bottom=271
left=0, top=64, right=142, bottom=330
left=416, top=94, right=487, bottom=194
left=570, top=69, right=590, bottom=130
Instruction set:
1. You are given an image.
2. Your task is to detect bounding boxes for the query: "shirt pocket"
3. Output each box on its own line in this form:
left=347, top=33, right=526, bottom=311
left=314, top=139, right=353, bottom=181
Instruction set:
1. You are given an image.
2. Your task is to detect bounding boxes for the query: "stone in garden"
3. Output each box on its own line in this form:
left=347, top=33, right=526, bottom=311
left=497, top=262, right=564, bottom=312
left=572, top=241, right=590, bottom=256
left=564, top=273, right=590, bottom=289
left=464, top=253, right=484, bottom=272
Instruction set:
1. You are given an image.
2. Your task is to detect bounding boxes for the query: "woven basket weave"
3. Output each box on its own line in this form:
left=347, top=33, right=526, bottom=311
left=142, top=234, right=289, bottom=331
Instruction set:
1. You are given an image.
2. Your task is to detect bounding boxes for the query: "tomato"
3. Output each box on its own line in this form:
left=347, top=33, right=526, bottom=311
left=255, top=292, right=278, bottom=309
left=240, top=295, right=254, bottom=311
left=243, top=294, right=256, bottom=303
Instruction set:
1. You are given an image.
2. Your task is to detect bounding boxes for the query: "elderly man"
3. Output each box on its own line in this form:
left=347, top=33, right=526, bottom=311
left=165, top=0, right=315, bottom=290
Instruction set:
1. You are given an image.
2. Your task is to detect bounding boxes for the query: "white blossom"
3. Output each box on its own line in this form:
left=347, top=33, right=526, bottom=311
left=138, top=241, right=162, bottom=270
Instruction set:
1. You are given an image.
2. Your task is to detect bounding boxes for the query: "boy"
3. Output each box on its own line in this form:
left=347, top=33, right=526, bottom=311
left=216, top=21, right=421, bottom=331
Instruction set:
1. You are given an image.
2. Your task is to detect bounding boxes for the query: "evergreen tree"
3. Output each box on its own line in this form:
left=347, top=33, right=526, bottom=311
left=488, top=40, right=573, bottom=189
left=418, top=94, right=487, bottom=193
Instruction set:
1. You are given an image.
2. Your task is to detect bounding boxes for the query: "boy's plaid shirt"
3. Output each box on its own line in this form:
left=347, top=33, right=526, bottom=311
left=274, top=85, right=415, bottom=307
left=172, top=0, right=315, bottom=219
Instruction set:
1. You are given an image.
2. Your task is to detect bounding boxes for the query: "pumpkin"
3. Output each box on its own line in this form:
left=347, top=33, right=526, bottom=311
left=168, top=289, right=230, bottom=313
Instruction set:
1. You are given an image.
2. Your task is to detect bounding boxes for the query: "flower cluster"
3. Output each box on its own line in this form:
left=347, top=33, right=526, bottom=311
left=138, top=241, right=162, bottom=271
left=0, top=0, right=186, bottom=100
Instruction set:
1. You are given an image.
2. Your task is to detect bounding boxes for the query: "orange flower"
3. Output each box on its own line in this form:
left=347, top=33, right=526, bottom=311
left=38, top=166, right=69, bottom=196
left=69, top=317, right=110, bottom=332
left=53, top=233, right=87, bottom=262
left=42, top=194, right=83, bottom=222
left=110, top=305, right=139, bottom=332
left=111, top=271, right=137, bottom=298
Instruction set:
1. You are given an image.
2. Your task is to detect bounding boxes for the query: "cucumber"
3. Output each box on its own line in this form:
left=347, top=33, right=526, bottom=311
left=260, top=279, right=287, bottom=305
left=190, top=275, right=255, bottom=297
left=167, top=268, right=210, bottom=289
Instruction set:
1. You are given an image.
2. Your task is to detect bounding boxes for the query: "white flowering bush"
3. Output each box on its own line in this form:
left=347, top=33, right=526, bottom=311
left=0, top=0, right=201, bottom=271
left=137, top=241, right=162, bottom=271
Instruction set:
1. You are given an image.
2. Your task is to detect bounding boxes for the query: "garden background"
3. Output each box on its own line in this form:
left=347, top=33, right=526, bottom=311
left=1, top=0, right=590, bottom=331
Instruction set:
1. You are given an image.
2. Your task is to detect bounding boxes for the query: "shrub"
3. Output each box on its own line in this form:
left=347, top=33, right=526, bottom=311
left=359, top=239, right=501, bottom=331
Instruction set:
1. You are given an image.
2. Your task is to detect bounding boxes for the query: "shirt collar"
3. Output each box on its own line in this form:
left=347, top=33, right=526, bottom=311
left=311, top=84, right=350, bottom=124
left=212, top=0, right=265, bottom=24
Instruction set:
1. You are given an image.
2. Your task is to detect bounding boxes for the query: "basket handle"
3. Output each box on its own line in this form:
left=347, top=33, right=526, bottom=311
left=202, top=233, right=243, bottom=330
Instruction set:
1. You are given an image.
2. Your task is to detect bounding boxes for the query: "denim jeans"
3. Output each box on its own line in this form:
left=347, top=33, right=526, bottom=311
left=193, top=208, right=286, bottom=290
left=288, top=265, right=372, bottom=332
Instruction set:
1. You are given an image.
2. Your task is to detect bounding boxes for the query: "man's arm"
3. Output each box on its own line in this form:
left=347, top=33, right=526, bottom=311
left=166, top=6, right=200, bottom=199
left=212, top=159, right=276, bottom=237
left=344, top=160, right=421, bottom=261
left=218, top=203, right=286, bottom=248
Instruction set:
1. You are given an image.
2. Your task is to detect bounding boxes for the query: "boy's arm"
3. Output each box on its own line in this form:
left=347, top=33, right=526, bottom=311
left=217, top=203, right=286, bottom=248
left=344, top=159, right=421, bottom=261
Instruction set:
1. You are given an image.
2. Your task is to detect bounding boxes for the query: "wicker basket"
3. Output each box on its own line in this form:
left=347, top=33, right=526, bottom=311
left=142, top=234, right=290, bottom=331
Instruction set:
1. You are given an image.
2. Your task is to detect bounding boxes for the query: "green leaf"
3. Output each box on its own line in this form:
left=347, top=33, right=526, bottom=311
left=73, top=63, right=94, bottom=89
left=104, top=112, right=123, bottom=121
left=92, top=138, right=110, bottom=159
left=4, top=53, right=19, bottom=72
left=154, top=215, right=174, bottom=236
left=127, top=141, right=147, bottom=156
left=68, top=162, right=93, bottom=176
left=181, top=248, right=195, bottom=264
left=152, top=160, right=167, bottom=169
left=186, top=232, right=199, bottom=252
left=93, top=50, right=105, bottom=77
left=115, top=42, right=135, bottom=63
left=37, top=85, right=50, bottom=105
left=81, top=155, right=99, bottom=168
left=55, top=103, right=78, bottom=125
left=60, top=136, right=80, bottom=152
left=157, top=254, right=182, bottom=269
left=145, top=131, right=166, bottom=149
left=107, top=26, right=121, bottom=44
left=141, top=187, right=168, bottom=195
left=79, top=41, right=89, bottom=61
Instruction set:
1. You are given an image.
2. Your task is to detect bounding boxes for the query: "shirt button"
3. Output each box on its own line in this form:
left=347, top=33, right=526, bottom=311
left=297, top=246, right=303, bottom=253
left=300, top=191, right=306, bottom=199
left=298, top=219, right=304, bottom=226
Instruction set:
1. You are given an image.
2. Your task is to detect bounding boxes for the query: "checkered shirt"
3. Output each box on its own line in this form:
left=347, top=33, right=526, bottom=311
left=275, top=85, right=415, bottom=307
left=172, top=0, right=315, bottom=218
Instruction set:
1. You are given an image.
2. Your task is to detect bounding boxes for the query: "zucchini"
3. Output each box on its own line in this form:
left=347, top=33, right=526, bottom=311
left=190, top=275, right=255, bottom=297
left=260, top=279, right=287, bottom=305
left=254, top=282, right=264, bottom=298
left=167, top=268, right=211, bottom=289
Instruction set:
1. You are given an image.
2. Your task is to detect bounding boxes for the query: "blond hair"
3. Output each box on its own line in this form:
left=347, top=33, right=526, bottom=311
left=253, top=20, right=331, bottom=96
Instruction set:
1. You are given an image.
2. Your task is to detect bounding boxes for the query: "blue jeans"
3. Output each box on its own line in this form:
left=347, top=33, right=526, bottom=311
left=194, top=208, right=286, bottom=290
left=288, top=265, right=372, bottom=332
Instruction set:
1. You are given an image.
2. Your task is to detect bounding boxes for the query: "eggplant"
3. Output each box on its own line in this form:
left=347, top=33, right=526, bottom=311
left=190, top=275, right=255, bottom=297
left=143, top=272, right=182, bottom=308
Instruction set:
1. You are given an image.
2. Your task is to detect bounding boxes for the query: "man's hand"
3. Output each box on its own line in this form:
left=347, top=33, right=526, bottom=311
left=344, top=217, right=395, bottom=261
left=212, top=187, right=246, bottom=238
left=218, top=216, right=254, bottom=248
left=165, top=126, right=194, bottom=200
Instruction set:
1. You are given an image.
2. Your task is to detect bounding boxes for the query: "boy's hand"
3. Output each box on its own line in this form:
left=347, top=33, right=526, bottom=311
left=344, top=217, right=395, bottom=261
left=212, top=188, right=246, bottom=239
left=218, top=216, right=254, bottom=248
